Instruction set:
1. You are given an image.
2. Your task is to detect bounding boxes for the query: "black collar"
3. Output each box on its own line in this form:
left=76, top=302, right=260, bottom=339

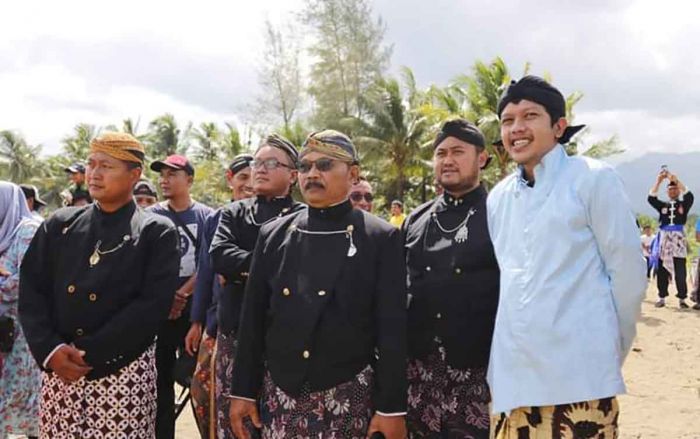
left=93, top=200, right=136, bottom=226
left=308, top=199, right=353, bottom=221
left=435, top=185, right=486, bottom=212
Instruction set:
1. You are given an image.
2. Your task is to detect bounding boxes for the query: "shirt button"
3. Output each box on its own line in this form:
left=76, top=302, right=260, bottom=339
left=76, top=328, right=84, bottom=336
left=318, top=290, right=326, bottom=296
left=89, top=293, right=97, bottom=302
left=67, top=285, right=76, bottom=294
left=454, top=268, right=461, bottom=274
left=425, top=266, right=431, bottom=272
left=302, top=350, right=310, bottom=359
left=436, top=313, right=442, bottom=319
left=282, top=288, right=291, bottom=296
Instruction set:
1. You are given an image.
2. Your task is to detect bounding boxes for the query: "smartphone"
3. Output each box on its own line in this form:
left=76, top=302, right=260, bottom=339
left=660, top=165, right=668, bottom=174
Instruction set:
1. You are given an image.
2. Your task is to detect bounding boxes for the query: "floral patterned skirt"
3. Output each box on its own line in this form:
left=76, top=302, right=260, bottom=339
left=491, top=397, right=619, bottom=439
left=407, top=339, right=490, bottom=438
left=39, top=345, right=157, bottom=439
left=260, top=365, right=374, bottom=439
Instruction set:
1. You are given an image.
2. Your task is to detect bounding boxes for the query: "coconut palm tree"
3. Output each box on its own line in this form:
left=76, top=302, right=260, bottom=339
left=0, top=130, right=43, bottom=182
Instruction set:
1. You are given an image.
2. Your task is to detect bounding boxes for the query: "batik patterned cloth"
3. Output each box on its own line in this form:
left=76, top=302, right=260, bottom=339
left=191, top=333, right=216, bottom=438
left=491, top=397, right=619, bottom=439
left=260, top=365, right=374, bottom=439
left=407, top=339, right=490, bottom=438
left=660, top=230, right=687, bottom=278
left=39, top=345, right=157, bottom=439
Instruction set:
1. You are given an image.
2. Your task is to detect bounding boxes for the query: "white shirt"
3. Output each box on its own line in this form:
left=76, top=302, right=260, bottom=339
left=486, top=145, right=647, bottom=414
left=640, top=234, right=653, bottom=257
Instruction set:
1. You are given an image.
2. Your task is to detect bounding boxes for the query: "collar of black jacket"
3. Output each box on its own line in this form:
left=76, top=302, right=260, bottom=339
left=436, top=185, right=486, bottom=212
left=308, top=199, right=353, bottom=221
left=93, top=199, right=137, bottom=224
left=256, top=194, right=294, bottom=206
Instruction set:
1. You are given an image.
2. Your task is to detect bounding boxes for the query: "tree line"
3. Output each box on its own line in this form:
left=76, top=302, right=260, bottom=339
left=1, top=0, right=624, bottom=213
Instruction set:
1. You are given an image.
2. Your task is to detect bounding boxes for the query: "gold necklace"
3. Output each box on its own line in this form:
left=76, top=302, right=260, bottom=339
left=89, top=235, right=132, bottom=267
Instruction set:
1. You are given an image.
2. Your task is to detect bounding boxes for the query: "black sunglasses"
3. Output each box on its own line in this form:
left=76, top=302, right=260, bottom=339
left=297, top=158, right=340, bottom=173
left=350, top=192, right=374, bottom=203
left=251, top=158, right=293, bottom=171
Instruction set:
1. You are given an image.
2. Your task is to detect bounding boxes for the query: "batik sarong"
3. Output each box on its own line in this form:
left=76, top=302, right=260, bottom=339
left=191, top=333, right=216, bottom=438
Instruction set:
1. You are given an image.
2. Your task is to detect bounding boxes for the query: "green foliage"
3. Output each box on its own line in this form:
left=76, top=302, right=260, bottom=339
left=0, top=130, right=44, bottom=183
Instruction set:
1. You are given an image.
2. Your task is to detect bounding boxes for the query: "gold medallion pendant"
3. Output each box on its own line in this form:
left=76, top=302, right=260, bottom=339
left=89, top=250, right=101, bottom=267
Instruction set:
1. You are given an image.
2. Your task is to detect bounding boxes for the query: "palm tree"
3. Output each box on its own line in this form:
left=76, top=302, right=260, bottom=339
left=61, top=123, right=99, bottom=163
left=220, top=122, right=248, bottom=161
left=350, top=68, right=431, bottom=204
left=0, top=130, right=43, bottom=182
left=146, top=114, right=189, bottom=158
left=191, top=122, right=222, bottom=162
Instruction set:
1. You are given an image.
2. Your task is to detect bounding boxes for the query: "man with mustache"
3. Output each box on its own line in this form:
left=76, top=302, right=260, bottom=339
left=487, top=76, right=647, bottom=438
left=402, top=119, right=499, bottom=438
left=186, top=153, right=255, bottom=438
left=19, top=132, right=180, bottom=438
left=228, top=130, right=408, bottom=439
left=209, top=136, right=304, bottom=439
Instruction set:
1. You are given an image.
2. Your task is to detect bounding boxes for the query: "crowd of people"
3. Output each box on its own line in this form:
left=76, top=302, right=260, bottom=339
left=0, top=75, right=692, bottom=439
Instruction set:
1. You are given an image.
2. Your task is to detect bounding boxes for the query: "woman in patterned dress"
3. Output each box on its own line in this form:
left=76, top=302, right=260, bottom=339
left=0, top=181, right=41, bottom=439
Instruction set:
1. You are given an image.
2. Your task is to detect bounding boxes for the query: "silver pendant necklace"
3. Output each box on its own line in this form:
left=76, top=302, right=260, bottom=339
left=288, top=224, right=357, bottom=257
left=248, top=206, right=291, bottom=227
left=431, top=207, right=476, bottom=243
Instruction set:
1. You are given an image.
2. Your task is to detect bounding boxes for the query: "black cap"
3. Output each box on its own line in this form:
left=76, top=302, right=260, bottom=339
left=150, top=154, right=195, bottom=176
left=133, top=180, right=158, bottom=198
left=19, top=184, right=46, bottom=207
left=64, top=162, right=86, bottom=174
left=229, top=153, right=254, bottom=174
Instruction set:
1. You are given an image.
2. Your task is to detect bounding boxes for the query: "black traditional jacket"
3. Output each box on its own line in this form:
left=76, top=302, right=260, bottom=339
left=209, top=195, right=305, bottom=335
left=403, top=186, right=499, bottom=368
left=231, top=200, right=408, bottom=414
left=19, top=201, right=180, bottom=378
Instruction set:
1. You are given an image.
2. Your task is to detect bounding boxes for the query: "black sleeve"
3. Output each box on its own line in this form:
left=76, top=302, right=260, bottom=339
left=19, top=220, right=65, bottom=368
left=372, top=226, right=408, bottom=413
left=73, top=223, right=181, bottom=369
left=230, top=229, right=272, bottom=399
left=210, top=205, right=252, bottom=279
left=683, top=191, right=694, bottom=211
left=647, top=195, right=665, bottom=212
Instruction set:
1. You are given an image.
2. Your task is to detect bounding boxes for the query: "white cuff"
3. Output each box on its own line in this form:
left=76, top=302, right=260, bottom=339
left=229, top=395, right=256, bottom=402
left=649, top=190, right=658, bottom=196
left=42, top=343, right=67, bottom=369
left=376, top=411, right=407, bottom=417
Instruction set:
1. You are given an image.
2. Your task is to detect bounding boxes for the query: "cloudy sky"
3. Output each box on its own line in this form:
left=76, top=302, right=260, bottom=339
left=2, top=0, right=698, bottom=162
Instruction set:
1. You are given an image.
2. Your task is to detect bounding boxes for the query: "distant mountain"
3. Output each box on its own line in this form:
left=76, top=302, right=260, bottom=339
left=613, top=152, right=700, bottom=216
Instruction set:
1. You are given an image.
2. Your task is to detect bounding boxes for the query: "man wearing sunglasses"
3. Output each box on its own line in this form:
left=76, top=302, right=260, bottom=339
left=229, top=130, right=407, bottom=439
left=350, top=176, right=374, bottom=212
left=209, top=134, right=304, bottom=439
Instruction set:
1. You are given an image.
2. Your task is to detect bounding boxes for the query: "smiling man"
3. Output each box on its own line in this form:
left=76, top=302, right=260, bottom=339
left=403, top=119, right=499, bottom=438
left=228, top=130, right=408, bottom=439
left=486, top=76, right=647, bottom=438
left=19, top=132, right=180, bottom=438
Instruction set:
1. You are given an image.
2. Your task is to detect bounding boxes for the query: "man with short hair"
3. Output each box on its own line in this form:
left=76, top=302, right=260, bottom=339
left=229, top=130, right=407, bottom=439
left=133, top=179, right=158, bottom=208
left=350, top=176, right=374, bottom=212
left=149, top=154, right=213, bottom=439
left=20, top=184, right=47, bottom=221
left=403, top=119, right=499, bottom=438
left=389, top=200, right=406, bottom=228
left=487, top=76, right=646, bottom=437
left=63, top=162, right=92, bottom=206
left=648, top=172, right=694, bottom=308
left=209, top=138, right=303, bottom=439
left=19, top=132, right=181, bottom=438
left=185, top=152, right=256, bottom=438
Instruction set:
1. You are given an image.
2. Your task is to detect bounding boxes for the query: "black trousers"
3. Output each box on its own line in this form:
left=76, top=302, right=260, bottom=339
left=657, top=257, right=688, bottom=299
left=155, top=300, right=192, bottom=439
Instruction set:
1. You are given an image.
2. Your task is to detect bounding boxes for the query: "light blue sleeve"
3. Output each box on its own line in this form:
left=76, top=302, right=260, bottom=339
left=586, top=166, right=647, bottom=361
left=696, top=218, right=700, bottom=233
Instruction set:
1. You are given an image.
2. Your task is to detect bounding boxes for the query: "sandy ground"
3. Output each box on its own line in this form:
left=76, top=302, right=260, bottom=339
left=173, top=282, right=700, bottom=439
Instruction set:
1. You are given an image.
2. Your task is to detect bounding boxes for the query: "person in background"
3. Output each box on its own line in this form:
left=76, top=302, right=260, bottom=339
left=349, top=176, right=374, bottom=212
left=20, top=184, right=47, bottom=221
left=149, top=154, right=213, bottom=439
left=647, top=171, right=694, bottom=308
left=389, top=199, right=406, bottom=228
left=133, top=179, right=159, bottom=208
left=0, top=181, right=42, bottom=439
left=640, top=225, right=654, bottom=279
left=63, top=162, right=92, bottom=206
left=185, top=153, right=255, bottom=439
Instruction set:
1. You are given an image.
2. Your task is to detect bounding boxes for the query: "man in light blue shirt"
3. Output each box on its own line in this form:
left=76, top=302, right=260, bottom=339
left=487, top=76, right=647, bottom=438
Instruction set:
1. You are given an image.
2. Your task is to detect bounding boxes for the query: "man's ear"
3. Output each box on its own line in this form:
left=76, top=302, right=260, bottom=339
left=349, top=164, right=360, bottom=183
left=554, top=117, right=568, bottom=139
